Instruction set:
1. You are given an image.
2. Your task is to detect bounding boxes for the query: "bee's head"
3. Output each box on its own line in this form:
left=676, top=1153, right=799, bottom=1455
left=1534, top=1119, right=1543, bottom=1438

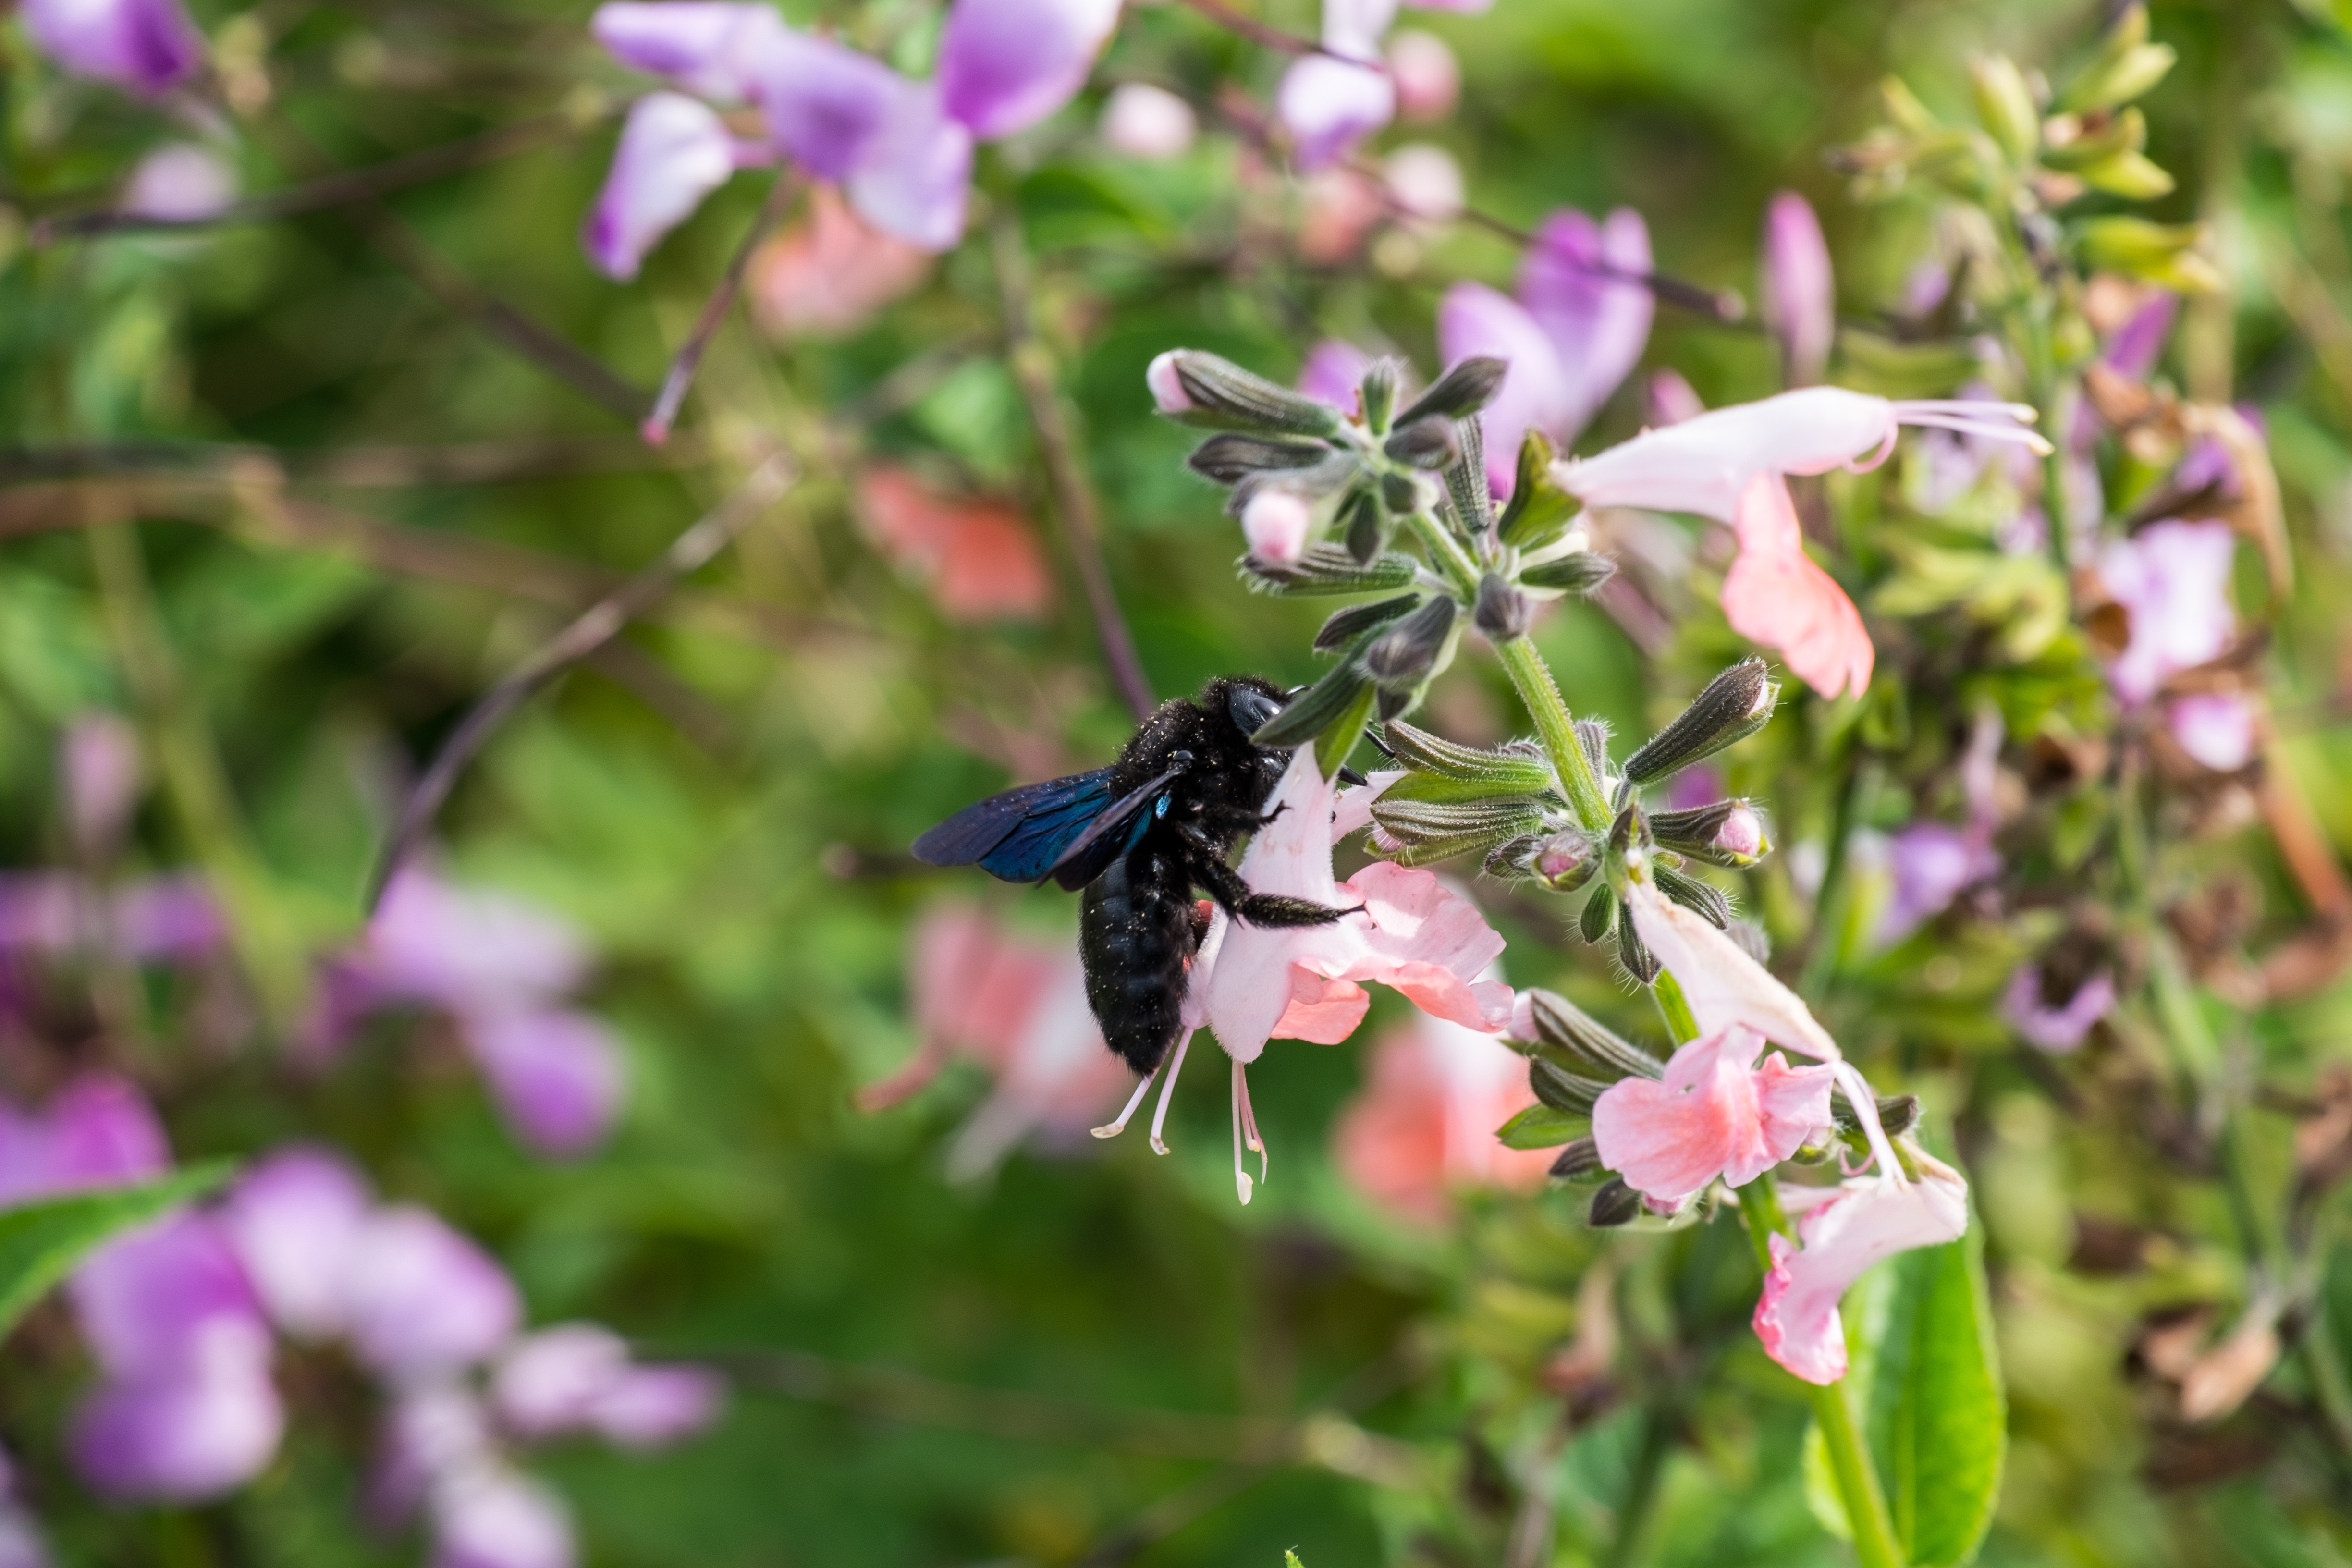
left=1222, top=679, right=1283, bottom=738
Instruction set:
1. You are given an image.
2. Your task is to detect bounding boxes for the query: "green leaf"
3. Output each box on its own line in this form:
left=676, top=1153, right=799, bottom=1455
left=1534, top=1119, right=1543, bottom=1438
left=0, top=1162, right=235, bottom=1343
left=1495, top=1103, right=1580, bottom=1151
left=1805, top=1231, right=2006, bottom=1567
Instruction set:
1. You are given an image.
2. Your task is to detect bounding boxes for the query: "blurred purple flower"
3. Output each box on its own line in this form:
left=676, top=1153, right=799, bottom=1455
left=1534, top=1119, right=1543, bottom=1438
left=343, top=1207, right=522, bottom=1383
left=62, top=713, right=141, bottom=858
left=1277, top=57, right=1395, bottom=173
left=21, top=0, right=204, bottom=95
left=938, top=0, right=1122, bottom=140
left=490, top=1325, right=723, bottom=1448
left=2095, top=519, right=2236, bottom=704
left=119, top=143, right=237, bottom=221
left=2004, top=965, right=2115, bottom=1054
left=463, top=1010, right=628, bottom=1159
left=840, top=82, right=974, bottom=255
left=0, top=1446, right=49, bottom=1568
left=67, top=1215, right=284, bottom=1500
left=583, top=93, right=747, bottom=282
left=1518, top=207, right=1654, bottom=446
left=374, top=1384, right=497, bottom=1526
left=2169, top=691, right=2256, bottom=772
left=1760, top=192, right=1833, bottom=387
left=0, top=873, right=225, bottom=965
left=1876, top=822, right=1997, bottom=946
left=2103, top=292, right=2178, bottom=381
left=0, top=1074, right=169, bottom=1204
left=219, top=1147, right=374, bottom=1340
left=590, top=2, right=779, bottom=102
left=431, top=1466, right=575, bottom=1568
left=1298, top=339, right=1373, bottom=409
left=754, top=31, right=906, bottom=178
left=1436, top=282, right=1568, bottom=496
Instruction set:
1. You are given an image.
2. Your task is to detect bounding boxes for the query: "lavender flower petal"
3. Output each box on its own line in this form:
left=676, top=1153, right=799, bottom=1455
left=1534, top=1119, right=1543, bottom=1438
left=590, top=1, right=782, bottom=102
left=582, top=92, right=744, bottom=282
left=1759, top=191, right=1834, bottom=387
left=344, top=1207, right=521, bottom=1381
left=937, top=0, right=1123, bottom=141
left=1517, top=207, right=1653, bottom=444
left=22, top=0, right=205, bottom=95
left=462, top=1009, right=628, bottom=1158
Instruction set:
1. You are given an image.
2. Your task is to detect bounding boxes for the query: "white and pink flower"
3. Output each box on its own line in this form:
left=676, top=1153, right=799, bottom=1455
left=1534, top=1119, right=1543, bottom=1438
left=1752, top=1153, right=1971, bottom=1384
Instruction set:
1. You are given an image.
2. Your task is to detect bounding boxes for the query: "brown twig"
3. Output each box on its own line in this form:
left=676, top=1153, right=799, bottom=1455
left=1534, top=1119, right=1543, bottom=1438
left=27, top=109, right=598, bottom=244
left=364, top=453, right=794, bottom=909
left=990, top=211, right=1157, bottom=722
left=643, top=172, right=804, bottom=445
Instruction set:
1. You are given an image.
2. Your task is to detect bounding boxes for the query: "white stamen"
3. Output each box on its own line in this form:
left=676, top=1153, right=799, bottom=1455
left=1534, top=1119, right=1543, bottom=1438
left=1230, top=1060, right=1253, bottom=1205
left=1834, top=1063, right=1906, bottom=1187
left=1235, top=1059, right=1268, bottom=1188
left=1092, top=1066, right=1159, bottom=1139
left=1149, top=1029, right=1193, bottom=1156
left=1895, top=398, right=2040, bottom=420
left=1893, top=408, right=2055, bottom=455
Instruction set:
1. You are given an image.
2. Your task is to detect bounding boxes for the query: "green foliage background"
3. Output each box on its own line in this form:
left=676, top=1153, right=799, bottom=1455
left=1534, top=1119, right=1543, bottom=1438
left=6, top=0, right=2352, bottom=1564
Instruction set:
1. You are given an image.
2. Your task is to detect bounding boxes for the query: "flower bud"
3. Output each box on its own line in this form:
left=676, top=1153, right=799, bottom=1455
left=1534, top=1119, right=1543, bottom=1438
left=1388, top=30, right=1458, bottom=122
left=1187, top=433, right=1331, bottom=485
left=1650, top=798, right=1770, bottom=867
left=1547, top=1136, right=1601, bottom=1181
left=1473, top=573, right=1532, bottom=642
left=1240, top=490, right=1313, bottom=564
left=1394, top=356, right=1507, bottom=426
left=1147, top=349, right=1344, bottom=436
left=1525, top=830, right=1597, bottom=892
left=1518, top=552, right=1615, bottom=596
left=1359, top=358, right=1401, bottom=433
left=1619, top=657, right=1778, bottom=786
left=1589, top=1177, right=1642, bottom=1227
left=1240, top=542, right=1418, bottom=596
left=1969, top=53, right=2041, bottom=164
left=1382, top=416, right=1459, bottom=471
left=1654, top=862, right=1731, bottom=929
left=1100, top=83, right=1196, bottom=161
left=1363, top=594, right=1456, bottom=690
left=1510, top=988, right=1660, bottom=1080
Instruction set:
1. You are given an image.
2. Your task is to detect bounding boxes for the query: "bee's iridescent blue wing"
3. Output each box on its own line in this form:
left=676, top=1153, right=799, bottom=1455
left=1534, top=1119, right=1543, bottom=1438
left=911, top=768, right=1117, bottom=883
left=1045, top=767, right=1186, bottom=891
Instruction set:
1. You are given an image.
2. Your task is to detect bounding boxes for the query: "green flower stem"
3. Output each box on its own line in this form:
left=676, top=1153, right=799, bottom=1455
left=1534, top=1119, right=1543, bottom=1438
left=1493, top=634, right=1612, bottom=834
left=1734, top=1177, right=1908, bottom=1568
left=1400, top=504, right=1483, bottom=598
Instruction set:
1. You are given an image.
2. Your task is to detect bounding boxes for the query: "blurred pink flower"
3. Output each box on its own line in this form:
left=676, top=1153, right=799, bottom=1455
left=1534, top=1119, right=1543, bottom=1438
left=2095, top=520, right=2236, bottom=705
left=1278, top=56, right=1395, bottom=172
left=1752, top=1154, right=1970, bottom=1384
left=1386, top=30, right=1458, bottom=121
left=21, top=0, right=204, bottom=93
left=1721, top=473, right=1874, bottom=699
left=1298, top=166, right=1386, bottom=264
left=2168, top=691, right=2256, bottom=772
left=0, top=873, right=225, bottom=963
left=1099, top=83, right=1196, bottom=160
left=219, top=1147, right=374, bottom=1339
left=749, top=184, right=933, bottom=339
left=1518, top=207, right=1654, bottom=445
left=2003, top=965, right=2114, bottom=1054
left=62, top=713, right=141, bottom=860
left=1240, top=490, right=1314, bottom=564
left=1437, top=283, right=1570, bottom=495
left=937, top=0, right=1123, bottom=140
left=1333, top=1010, right=1551, bottom=1225
left=0, top=1444, right=49, bottom=1568
left=430, top=1465, right=576, bottom=1568
left=1556, top=386, right=2046, bottom=523
left=858, top=467, right=1054, bottom=622
left=2103, top=291, right=2178, bottom=381
left=1648, top=369, right=1705, bottom=428
left=343, top=1207, right=522, bottom=1383
left=838, top=81, right=974, bottom=253
left=1383, top=143, right=1463, bottom=226
left=491, top=1325, right=723, bottom=1449
left=0, top=1074, right=169, bottom=1203
left=1298, top=339, right=1374, bottom=409
left=1591, top=1025, right=1834, bottom=1201
left=1759, top=192, right=1834, bottom=387
left=582, top=93, right=747, bottom=281
left=873, top=904, right=1131, bottom=1179
left=464, top=1010, right=628, bottom=1160
left=119, top=143, right=237, bottom=222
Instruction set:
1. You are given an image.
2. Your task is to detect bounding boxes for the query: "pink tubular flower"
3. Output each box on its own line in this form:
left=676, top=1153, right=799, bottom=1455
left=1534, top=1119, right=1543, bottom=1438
left=1556, top=386, right=2048, bottom=524
left=1437, top=283, right=1569, bottom=495
left=590, top=3, right=781, bottom=102
left=1332, top=1009, right=1550, bottom=1225
left=1759, top=192, right=1834, bottom=388
left=1591, top=1025, right=1834, bottom=1201
left=749, top=184, right=934, bottom=339
left=2095, top=520, right=2236, bottom=705
left=22, top=0, right=204, bottom=94
left=582, top=93, right=745, bottom=282
left=857, top=466, right=1052, bottom=622
left=937, top=0, right=1122, bottom=141
left=1517, top=207, right=1654, bottom=446
left=1721, top=472, right=1874, bottom=699
left=1752, top=1153, right=1970, bottom=1384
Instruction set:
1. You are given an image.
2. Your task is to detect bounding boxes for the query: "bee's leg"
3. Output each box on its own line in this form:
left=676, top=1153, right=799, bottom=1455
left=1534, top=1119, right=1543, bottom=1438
left=1190, top=854, right=1352, bottom=927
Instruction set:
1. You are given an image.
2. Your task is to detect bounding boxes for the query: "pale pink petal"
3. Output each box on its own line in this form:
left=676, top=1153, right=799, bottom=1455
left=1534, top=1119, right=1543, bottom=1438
left=748, top=183, right=933, bottom=341
left=2096, top=519, right=2236, bottom=704
left=1333, top=1011, right=1545, bottom=1224
left=69, top=1328, right=282, bottom=1501
left=1760, top=191, right=1834, bottom=387
left=581, top=92, right=742, bottom=282
left=2168, top=692, right=2255, bottom=771
left=1437, top=282, right=1571, bottom=495
left=490, top=1324, right=629, bottom=1438
left=1298, top=339, right=1372, bottom=409
left=1386, top=30, right=1458, bottom=122
left=120, top=143, right=236, bottom=222
left=343, top=1208, right=521, bottom=1382
left=1623, top=877, right=1838, bottom=1062
left=1276, top=56, right=1395, bottom=173
left=1329, top=769, right=1401, bottom=839
left=1558, top=387, right=1899, bottom=520
left=587, top=1366, right=726, bottom=1448
left=1591, top=1027, right=1832, bottom=1200
left=842, top=81, right=973, bottom=252
left=1240, top=490, right=1313, bottom=564
left=1099, top=83, right=1196, bottom=160
left=366, top=870, right=590, bottom=1015
left=1753, top=1156, right=1970, bottom=1384
left=1722, top=472, right=1874, bottom=698
left=431, top=1466, right=575, bottom=1568
left=1270, top=970, right=1372, bottom=1044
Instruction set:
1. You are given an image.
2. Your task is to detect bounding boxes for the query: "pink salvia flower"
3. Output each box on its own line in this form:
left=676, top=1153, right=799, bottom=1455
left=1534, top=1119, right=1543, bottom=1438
left=582, top=92, right=747, bottom=282
left=1590, top=1025, right=1834, bottom=1201
left=1332, top=1007, right=1550, bottom=1224
left=462, top=1010, right=628, bottom=1159
left=1752, top=1153, right=1970, bottom=1384
left=1555, top=386, right=2048, bottom=524
left=1721, top=473, right=1874, bottom=698
left=1759, top=192, right=1835, bottom=387
left=936, top=0, right=1123, bottom=141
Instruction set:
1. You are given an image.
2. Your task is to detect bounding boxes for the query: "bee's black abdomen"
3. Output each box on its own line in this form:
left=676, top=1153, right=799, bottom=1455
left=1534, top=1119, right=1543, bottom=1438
left=1081, top=847, right=1194, bottom=1076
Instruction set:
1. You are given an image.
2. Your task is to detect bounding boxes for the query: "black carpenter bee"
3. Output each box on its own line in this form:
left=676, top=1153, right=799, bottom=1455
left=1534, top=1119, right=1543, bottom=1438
left=911, top=676, right=1349, bottom=1076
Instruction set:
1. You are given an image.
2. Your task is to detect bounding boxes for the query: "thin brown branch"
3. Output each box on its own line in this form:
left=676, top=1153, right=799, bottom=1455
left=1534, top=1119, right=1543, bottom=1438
left=644, top=173, right=803, bottom=446
left=27, top=109, right=596, bottom=244
left=990, top=212, right=1158, bottom=722
left=365, top=453, right=794, bottom=909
